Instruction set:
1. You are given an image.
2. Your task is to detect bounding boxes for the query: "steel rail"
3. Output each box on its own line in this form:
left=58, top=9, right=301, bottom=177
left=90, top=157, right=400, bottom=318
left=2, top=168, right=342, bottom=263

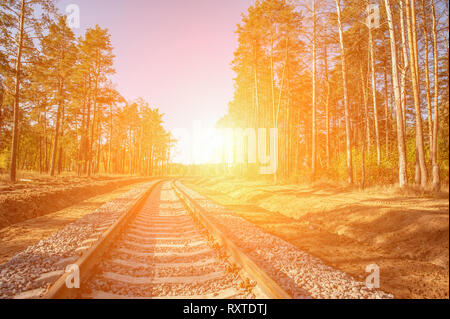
left=172, top=181, right=292, bottom=300
left=42, top=179, right=165, bottom=299
left=43, top=179, right=291, bottom=299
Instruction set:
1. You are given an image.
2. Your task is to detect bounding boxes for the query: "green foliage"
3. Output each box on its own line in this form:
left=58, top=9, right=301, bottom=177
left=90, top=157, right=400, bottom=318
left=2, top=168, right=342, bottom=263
left=0, top=152, right=9, bottom=170
left=0, top=2, right=171, bottom=177
left=219, top=0, right=449, bottom=189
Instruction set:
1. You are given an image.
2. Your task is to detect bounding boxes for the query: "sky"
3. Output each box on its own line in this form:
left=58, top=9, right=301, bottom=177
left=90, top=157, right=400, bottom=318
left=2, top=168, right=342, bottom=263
left=55, top=0, right=254, bottom=163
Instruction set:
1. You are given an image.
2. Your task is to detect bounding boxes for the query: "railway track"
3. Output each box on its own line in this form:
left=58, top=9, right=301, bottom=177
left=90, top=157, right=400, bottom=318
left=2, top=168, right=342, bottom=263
left=1, top=179, right=392, bottom=299
left=44, top=181, right=289, bottom=299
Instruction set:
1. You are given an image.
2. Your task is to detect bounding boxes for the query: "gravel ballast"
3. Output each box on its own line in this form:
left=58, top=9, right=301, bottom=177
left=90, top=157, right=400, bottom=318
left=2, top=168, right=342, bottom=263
left=176, top=181, right=394, bottom=299
left=81, top=183, right=259, bottom=299
left=0, top=177, right=153, bottom=228
left=0, top=180, right=395, bottom=299
left=0, top=182, right=157, bottom=299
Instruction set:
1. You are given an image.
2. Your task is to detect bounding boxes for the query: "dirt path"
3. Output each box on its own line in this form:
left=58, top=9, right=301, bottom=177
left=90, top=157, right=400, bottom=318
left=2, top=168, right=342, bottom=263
left=186, top=178, right=449, bottom=299
left=0, top=182, right=152, bottom=265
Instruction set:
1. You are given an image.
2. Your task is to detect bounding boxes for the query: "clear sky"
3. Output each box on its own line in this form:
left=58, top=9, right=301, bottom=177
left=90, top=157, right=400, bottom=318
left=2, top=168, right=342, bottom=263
left=56, top=0, right=254, bottom=163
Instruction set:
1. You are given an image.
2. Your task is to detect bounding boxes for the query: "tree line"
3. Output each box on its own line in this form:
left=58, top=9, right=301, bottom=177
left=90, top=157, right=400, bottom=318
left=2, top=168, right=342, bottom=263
left=219, top=0, right=448, bottom=190
left=0, top=0, right=172, bottom=182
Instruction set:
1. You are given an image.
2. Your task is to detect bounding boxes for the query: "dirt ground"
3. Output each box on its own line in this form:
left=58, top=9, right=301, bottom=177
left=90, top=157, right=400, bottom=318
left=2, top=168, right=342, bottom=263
left=185, top=177, right=449, bottom=299
left=0, top=175, right=152, bottom=228
left=0, top=181, right=152, bottom=265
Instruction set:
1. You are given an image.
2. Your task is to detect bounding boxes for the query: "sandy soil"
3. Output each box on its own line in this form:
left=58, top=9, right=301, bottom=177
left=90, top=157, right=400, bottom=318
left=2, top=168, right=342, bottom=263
left=0, top=182, right=152, bottom=265
left=185, top=178, right=449, bottom=299
left=0, top=175, right=152, bottom=228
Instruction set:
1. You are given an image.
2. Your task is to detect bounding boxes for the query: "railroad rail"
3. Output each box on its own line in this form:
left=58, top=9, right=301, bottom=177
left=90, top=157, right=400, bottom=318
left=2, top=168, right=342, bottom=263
left=42, top=180, right=292, bottom=299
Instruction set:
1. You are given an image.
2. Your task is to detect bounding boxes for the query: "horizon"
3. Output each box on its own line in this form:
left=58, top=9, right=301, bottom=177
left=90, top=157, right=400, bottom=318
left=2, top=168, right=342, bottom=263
left=56, top=0, right=255, bottom=164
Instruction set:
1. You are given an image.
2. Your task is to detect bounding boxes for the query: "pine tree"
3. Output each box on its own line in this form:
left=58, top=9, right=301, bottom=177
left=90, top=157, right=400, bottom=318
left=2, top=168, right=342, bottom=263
left=385, top=0, right=408, bottom=188
left=38, top=16, right=77, bottom=176
left=405, top=0, right=428, bottom=188
left=78, top=26, right=115, bottom=176
left=1, top=0, right=56, bottom=182
left=430, top=0, right=441, bottom=191
left=335, top=0, right=353, bottom=184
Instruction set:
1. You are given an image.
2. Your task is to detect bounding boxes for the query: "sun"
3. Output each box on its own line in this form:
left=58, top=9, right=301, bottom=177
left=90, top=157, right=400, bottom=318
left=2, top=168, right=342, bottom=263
left=171, top=123, right=231, bottom=165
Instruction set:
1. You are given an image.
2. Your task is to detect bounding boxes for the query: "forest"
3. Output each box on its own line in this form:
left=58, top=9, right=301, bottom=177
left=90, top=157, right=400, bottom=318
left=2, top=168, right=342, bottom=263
left=0, top=0, right=172, bottom=182
left=219, top=0, right=449, bottom=190
left=0, top=0, right=449, bottom=191
left=0, top=0, right=448, bottom=301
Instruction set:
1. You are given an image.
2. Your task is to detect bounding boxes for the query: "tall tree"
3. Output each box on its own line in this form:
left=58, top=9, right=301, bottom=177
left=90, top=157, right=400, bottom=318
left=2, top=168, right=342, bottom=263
left=367, top=1, right=382, bottom=166
left=421, top=0, right=434, bottom=149
left=430, top=0, right=441, bottom=191
left=78, top=26, right=115, bottom=176
left=335, top=0, right=353, bottom=184
left=38, top=16, right=77, bottom=176
left=1, top=0, right=55, bottom=182
left=324, top=43, right=331, bottom=169
left=405, top=0, right=428, bottom=188
left=0, top=1, right=173, bottom=178
left=385, top=0, right=408, bottom=188
left=217, top=0, right=449, bottom=187
left=399, top=0, right=409, bottom=131
left=311, top=0, right=317, bottom=180
left=10, top=0, right=25, bottom=182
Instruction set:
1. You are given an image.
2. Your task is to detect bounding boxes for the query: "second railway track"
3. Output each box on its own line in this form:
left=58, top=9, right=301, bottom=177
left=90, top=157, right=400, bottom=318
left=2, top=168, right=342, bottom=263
left=45, top=181, right=281, bottom=299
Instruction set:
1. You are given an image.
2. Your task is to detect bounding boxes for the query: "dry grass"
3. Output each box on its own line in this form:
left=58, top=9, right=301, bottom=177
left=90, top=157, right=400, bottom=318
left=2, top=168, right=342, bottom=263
left=0, top=181, right=151, bottom=265
left=186, top=177, right=449, bottom=299
left=0, top=170, right=136, bottom=184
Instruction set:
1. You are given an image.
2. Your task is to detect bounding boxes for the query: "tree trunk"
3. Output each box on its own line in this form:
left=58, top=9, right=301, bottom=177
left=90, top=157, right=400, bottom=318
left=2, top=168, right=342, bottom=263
left=369, top=25, right=381, bottom=166
left=399, top=0, right=409, bottom=131
left=50, top=101, right=62, bottom=176
left=421, top=0, right=434, bottom=151
left=361, top=125, right=366, bottom=189
left=253, top=41, right=260, bottom=128
left=78, top=89, right=87, bottom=176
left=57, top=104, right=65, bottom=175
left=96, top=118, right=101, bottom=174
left=39, top=135, right=42, bottom=174
left=84, top=76, right=92, bottom=176
left=383, top=51, right=390, bottom=158
left=108, top=104, right=113, bottom=174
left=89, top=74, right=99, bottom=177
left=405, top=0, right=428, bottom=188
left=43, top=109, right=48, bottom=173
left=312, top=0, right=317, bottom=180
left=411, top=0, right=420, bottom=84
left=430, top=0, right=441, bottom=191
left=270, top=31, right=277, bottom=183
left=10, top=0, right=26, bottom=183
left=50, top=76, right=65, bottom=177
left=0, top=79, right=4, bottom=133
left=360, top=59, right=371, bottom=155
left=335, top=0, right=353, bottom=184
left=324, top=44, right=331, bottom=170
left=37, top=105, right=43, bottom=173
left=385, top=0, right=408, bottom=188
left=276, top=37, right=288, bottom=179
